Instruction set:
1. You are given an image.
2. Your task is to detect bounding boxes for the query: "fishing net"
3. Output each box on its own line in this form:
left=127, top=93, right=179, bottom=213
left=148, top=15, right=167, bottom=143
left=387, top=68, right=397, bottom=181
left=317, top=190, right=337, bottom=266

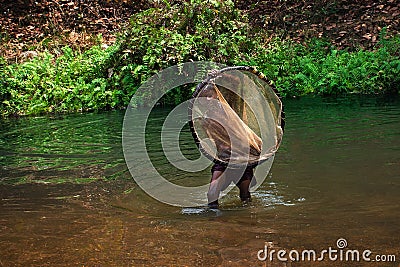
left=188, top=66, right=284, bottom=168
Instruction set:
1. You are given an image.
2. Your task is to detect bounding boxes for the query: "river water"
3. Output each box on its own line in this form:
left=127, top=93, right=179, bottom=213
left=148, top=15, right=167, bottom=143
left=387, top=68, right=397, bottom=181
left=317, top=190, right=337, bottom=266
left=0, top=95, right=399, bottom=266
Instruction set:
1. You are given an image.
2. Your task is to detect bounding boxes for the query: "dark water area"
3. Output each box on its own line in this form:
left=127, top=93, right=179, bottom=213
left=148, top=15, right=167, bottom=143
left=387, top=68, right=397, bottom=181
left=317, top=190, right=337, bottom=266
left=0, top=95, right=399, bottom=266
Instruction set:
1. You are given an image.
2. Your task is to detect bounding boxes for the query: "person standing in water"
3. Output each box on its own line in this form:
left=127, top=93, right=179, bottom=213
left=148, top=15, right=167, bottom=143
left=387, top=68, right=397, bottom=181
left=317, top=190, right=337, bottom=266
left=190, top=68, right=284, bottom=209
left=207, top=162, right=255, bottom=208
left=197, top=83, right=259, bottom=209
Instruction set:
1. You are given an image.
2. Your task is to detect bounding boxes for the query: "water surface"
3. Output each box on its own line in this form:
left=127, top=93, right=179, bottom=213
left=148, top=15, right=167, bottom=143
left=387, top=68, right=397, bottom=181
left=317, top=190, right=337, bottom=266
left=1, top=95, right=399, bottom=266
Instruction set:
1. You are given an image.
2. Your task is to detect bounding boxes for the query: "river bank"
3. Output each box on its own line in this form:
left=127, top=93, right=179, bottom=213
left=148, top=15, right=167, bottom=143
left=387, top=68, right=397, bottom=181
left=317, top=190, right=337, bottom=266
left=1, top=1, right=399, bottom=117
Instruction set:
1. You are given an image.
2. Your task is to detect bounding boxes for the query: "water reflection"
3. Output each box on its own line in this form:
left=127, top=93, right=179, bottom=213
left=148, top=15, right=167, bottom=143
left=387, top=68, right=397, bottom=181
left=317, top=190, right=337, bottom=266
left=0, top=111, right=128, bottom=184
left=0, top=95, right=399, bottom=266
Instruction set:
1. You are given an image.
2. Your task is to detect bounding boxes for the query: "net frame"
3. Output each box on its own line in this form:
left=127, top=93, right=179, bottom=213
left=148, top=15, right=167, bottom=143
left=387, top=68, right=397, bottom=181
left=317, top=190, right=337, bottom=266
left=188, top=66, right=285, bottom=168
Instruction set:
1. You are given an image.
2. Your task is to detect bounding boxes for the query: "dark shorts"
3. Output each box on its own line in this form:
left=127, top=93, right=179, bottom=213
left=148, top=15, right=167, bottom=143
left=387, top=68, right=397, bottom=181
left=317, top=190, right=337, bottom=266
left=211, top=162, right=254, bottom=185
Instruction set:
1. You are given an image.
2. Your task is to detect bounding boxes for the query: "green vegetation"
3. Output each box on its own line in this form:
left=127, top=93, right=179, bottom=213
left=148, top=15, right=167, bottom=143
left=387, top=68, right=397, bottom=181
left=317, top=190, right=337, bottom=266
left=1, top=0, right=399, bottom=116
left=253, top=36, right=400, bottom=97
left=0, top=45, right=121, bottom=116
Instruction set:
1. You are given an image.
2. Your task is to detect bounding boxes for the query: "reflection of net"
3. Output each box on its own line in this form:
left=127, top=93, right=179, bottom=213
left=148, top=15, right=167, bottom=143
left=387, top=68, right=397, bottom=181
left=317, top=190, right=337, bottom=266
left=189, top=66, right=284, bottom=167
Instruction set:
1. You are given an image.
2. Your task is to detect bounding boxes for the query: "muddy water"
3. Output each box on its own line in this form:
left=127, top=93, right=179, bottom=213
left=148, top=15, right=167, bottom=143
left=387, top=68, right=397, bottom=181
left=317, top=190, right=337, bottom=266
left=1, top=95, right=399, bottom=267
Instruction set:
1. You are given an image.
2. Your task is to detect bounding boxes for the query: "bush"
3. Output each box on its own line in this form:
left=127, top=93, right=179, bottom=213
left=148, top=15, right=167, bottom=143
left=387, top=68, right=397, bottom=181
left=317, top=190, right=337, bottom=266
left=0, top=45, right=120, bottom=116
left=253, top=36, right=400, bottom=97
left=107, top=0, right=256, bottom=104
left=0, top=1, right=399, bottom=116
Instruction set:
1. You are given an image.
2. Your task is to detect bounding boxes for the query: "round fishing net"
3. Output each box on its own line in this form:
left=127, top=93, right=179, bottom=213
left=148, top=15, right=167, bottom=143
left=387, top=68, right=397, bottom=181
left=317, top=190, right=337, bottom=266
left=188, top=66, right=284, bottom=168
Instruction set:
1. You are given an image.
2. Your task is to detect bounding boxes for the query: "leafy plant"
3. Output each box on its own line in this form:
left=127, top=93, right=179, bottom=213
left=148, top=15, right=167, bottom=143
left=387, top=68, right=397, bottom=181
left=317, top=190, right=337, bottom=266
left=109, top=0, right=256, bottom=105
left=0, top=1, right=399, bottom=117
left=0, top=45, right=119, bottom=116
left=253, top=35, right=400, bottom=96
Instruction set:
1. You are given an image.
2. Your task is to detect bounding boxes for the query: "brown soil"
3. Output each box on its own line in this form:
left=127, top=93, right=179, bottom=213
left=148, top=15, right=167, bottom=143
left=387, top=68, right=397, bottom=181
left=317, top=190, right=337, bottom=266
left=0, top=0, right=399, bottom=61
left=0, top=0, right=151, bottom=60
left=235, top=0, right=399, bottom=50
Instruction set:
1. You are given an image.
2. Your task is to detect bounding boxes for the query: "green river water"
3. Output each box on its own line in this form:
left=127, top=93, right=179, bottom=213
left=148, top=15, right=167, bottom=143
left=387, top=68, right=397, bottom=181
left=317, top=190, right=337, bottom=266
left=0, top=95, right=399, bottom=266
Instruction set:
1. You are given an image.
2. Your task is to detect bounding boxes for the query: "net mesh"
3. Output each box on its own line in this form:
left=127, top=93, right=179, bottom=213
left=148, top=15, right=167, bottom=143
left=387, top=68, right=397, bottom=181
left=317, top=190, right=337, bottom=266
left=189, top=66, right=284, bottom=167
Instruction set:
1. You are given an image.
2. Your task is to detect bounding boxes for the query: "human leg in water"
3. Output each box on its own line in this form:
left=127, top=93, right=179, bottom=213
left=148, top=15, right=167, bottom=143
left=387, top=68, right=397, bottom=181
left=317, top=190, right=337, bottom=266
left=208, top=163, right=232, bottom=208
left=236, top=166, right=254, bottom=203
left=208, top=164, right=255, bottom=207
left=237, top=179, right=251, bottom=202
left=207, top=170, right=223, bottom=208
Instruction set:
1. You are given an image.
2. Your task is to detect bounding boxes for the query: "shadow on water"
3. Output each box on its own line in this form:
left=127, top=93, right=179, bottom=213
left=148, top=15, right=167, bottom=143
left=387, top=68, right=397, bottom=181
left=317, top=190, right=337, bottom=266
left=1, top=95, right=399, bottom=266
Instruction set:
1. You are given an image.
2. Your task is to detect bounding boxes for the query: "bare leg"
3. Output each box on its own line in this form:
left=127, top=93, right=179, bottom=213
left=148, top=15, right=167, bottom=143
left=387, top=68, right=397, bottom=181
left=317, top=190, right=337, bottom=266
left=237, top=179, right=251, bottom=202
left=237, top=167, right=254, bottom=202
left=207, top=170, right=223, bottom=208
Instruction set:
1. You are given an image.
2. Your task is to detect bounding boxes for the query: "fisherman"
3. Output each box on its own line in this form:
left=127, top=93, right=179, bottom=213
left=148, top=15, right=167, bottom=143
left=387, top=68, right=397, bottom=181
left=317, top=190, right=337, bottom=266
left=207, top=162, right=255, bottom=208
left=197, top=82, right=260, bottom=209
